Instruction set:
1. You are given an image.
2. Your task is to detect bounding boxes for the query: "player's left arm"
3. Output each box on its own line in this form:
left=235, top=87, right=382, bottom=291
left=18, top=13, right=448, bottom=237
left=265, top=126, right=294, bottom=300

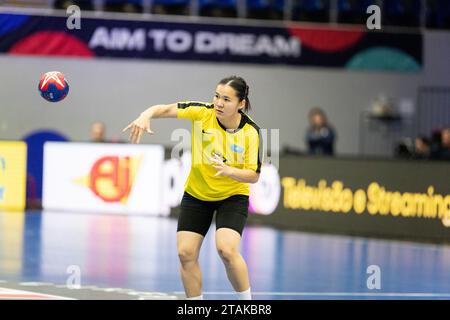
left=209, top=155, right=260, bottom=183
left=228, top=168, right=260, bottom=184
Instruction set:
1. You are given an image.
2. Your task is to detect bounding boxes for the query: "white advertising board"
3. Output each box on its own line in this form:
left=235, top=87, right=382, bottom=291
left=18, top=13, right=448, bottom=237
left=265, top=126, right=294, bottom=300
left=43, top=142, right=166, bottom=215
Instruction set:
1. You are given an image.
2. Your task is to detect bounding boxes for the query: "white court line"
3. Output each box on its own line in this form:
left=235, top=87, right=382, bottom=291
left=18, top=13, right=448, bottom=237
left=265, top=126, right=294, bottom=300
left=174, top=291, right=450, bottom=298
left=0, top=287, right=75, bottom=300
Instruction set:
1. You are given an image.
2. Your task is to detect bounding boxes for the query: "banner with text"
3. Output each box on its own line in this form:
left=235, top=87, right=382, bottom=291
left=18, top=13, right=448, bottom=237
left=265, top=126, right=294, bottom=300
left=246, top=156, right=450, bottom=242
left=0, top=12, right=422, bottom=72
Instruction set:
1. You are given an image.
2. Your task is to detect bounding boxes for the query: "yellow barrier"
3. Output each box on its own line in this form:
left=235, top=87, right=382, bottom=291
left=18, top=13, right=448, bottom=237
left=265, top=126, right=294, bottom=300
left=0, top=141, right=27, bottom=210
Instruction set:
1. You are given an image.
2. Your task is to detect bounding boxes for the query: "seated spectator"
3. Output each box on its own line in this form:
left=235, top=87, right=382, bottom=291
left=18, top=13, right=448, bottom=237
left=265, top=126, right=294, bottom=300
left=430, top=129, right=443, bottom=159
left=394, top=138, right=413, bottom=159
left=199, top=0, right=238, bottom=18
left=305, top=107, right=336, bottom=155
left=152, top=0, right=190, bottom=15
left=91, top=122, right=107, bottom=143
left=412, top=136, right=431, bottom=160
left=247, top=0, right=285, bottom=20
left=439, top=127, right=450, bottom=160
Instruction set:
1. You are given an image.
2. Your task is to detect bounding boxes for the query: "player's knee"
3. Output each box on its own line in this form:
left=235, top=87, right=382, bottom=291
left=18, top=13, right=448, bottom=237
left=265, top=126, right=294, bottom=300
left=178, top=247, right=198, bottom=265
left=217, top=246, right=238, bottom=264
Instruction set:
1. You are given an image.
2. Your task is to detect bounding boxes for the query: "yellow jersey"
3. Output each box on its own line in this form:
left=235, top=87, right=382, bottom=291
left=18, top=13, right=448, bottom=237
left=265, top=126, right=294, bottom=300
left=177, top=101, right=263, bottom=201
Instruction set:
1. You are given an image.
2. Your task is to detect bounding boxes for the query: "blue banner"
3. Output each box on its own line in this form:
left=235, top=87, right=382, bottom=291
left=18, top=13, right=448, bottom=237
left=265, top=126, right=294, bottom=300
left=0, top=12, right=422, bottom=72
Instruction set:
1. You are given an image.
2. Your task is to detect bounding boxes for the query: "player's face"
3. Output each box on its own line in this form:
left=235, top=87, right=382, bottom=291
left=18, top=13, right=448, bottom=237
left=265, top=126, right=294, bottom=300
left=213, top=84, right=245, bottom=119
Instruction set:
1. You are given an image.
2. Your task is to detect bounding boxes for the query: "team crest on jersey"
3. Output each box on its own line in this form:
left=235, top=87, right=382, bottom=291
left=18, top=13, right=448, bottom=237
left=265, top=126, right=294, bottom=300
left=230, top=144, right=245, bottom=154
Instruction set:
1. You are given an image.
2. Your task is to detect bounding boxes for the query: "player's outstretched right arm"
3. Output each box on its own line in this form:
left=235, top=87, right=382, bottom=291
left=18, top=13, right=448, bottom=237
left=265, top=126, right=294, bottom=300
left=122, top=103, right=178, bottom=144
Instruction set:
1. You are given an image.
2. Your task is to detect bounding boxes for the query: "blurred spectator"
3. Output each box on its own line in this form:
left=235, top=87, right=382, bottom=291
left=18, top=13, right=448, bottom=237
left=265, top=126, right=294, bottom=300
left=412, top=136, right=431, bottom=160
left=429, top=129, right=442, bottom=159
left=394, top=138, right=413, bottom=158
left=305, top=107, right=336, bottom=155
left=91, top=122, right=107, bottom=143
left=439, top=127, right=450, bottom=160
left=429, top=128, right=450, bottom=160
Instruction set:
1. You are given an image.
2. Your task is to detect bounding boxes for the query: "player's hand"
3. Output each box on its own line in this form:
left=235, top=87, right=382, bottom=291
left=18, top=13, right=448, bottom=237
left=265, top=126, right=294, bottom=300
left=209, top=154, right=234, bottom=177
left=122, top=114, right=154, bottom=144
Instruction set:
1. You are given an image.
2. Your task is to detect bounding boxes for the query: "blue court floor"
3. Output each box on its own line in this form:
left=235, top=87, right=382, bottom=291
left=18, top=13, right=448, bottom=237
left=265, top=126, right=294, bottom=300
left=1, top=210, right=450, bottom=300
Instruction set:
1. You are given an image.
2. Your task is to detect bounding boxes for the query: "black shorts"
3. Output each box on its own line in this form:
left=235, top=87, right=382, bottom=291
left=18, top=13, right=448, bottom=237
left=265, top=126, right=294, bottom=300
left=177, top=192, right=249, bottom=237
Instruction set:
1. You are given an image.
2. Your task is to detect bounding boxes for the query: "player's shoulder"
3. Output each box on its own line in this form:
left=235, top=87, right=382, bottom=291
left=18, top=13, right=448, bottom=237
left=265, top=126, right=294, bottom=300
left=241, top=112, right=262, bottom=136
left=177, top=101, right=214, bottom=109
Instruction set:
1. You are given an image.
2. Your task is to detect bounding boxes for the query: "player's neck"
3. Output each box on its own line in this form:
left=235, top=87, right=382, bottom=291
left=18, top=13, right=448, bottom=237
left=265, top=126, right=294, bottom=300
left=219, top=112, right=242, bottom=131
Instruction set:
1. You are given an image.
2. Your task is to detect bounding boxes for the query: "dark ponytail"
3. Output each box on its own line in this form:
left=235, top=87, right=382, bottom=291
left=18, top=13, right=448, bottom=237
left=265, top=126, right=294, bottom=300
left=218, top=76, right=251, bottom=112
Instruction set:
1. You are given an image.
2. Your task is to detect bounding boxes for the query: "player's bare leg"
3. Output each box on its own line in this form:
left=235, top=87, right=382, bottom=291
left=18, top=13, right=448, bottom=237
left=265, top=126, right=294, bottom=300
left=215, top=228, right=250, bottom=293
left=177, top=231, right=204, bottom=298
